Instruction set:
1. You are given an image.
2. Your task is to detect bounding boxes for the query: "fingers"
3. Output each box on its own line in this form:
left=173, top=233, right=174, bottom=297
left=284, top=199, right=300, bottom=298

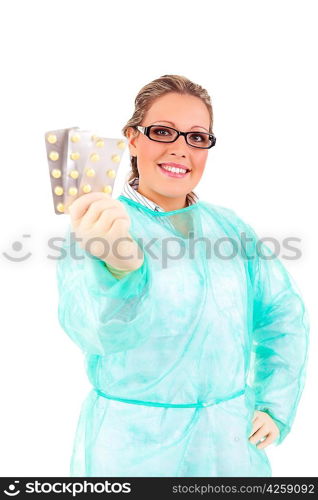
left=256, top=433, right=276, bottom=449
left=249, top=424, right=274, bottom=449
left=101, top=218, right=132, bottom=265
left=94, top=206, right=130, bottom=234
left=248, top=414, right=262, bottom=438
left=249, top=424, right=269, bottom=443
left=81, top=199, right=120, bottom=227
left=106, top=217, right=131, bottom=241
left=248, top=411, right=280, bottom=449
left=68, top=192, right=112, bottom=223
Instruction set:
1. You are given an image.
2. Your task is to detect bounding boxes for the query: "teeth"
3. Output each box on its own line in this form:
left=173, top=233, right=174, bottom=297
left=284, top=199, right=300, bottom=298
left=160, top=164, right=188, bottom=174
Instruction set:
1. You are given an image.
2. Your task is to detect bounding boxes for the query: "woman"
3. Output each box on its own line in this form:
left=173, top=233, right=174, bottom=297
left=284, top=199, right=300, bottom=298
left=56, top=74, right=309, bottom=477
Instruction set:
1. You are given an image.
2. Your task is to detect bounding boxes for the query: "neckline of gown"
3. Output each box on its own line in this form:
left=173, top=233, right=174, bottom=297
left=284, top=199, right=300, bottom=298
left=118, top=195, right=203, bottom=216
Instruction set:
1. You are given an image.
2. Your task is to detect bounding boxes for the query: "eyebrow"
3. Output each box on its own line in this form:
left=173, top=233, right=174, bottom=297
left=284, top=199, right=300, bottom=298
left=152, top=120, right=209, bottom=132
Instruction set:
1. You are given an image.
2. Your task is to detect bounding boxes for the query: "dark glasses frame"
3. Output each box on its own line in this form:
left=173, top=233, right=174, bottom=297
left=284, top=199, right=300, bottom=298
left=135, top=125, right=216, bottom=149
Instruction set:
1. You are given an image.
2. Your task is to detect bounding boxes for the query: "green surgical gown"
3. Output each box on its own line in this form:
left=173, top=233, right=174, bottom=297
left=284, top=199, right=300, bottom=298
left=56, top=195, right=309, bottom=477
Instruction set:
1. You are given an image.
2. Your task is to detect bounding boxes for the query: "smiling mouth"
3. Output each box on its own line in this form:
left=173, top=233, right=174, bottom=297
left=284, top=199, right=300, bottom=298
left=157, top=164, right=191, bottom=178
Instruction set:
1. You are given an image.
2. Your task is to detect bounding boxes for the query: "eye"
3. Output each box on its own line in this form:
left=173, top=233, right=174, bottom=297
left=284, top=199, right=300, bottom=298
left=188, top=132, right=211, bottom=147
left=152, top=127, right=172, bottom=136
left=188, top=133, right=205, bottom=142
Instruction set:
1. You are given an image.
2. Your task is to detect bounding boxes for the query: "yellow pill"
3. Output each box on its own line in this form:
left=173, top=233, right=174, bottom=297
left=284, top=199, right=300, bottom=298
left=90, top=153, right=100, bottom=162
left=91, top=135, right=98, bottom=142
left=47, top=134, right=57, bottom=144
left=117, top=140, right=126, bottom=149
left=103, top=185, right=112, bottom=194
left=107, top=169, right=116, bottom=178
left=49, top=151, right=59, bottom=161
left=68, top=187, right=78, bottom=196
left=51, top=169, right=62, bottom=178
left=69, top=169, right=79, bottom=179
left=56, top=203, right=65, bottom=213
left=85, top=168, right=95, bottom=177
left=54, top=186, right=64, bottom=196
left=82, top=184, right=92, bottom=193
left=111, top=154, right=120, bottom=163
left=70, top=152, right=80, bottom=160
left=96, top=139, right=104, bottom=148
left=71, top=134, right=80, bottom=143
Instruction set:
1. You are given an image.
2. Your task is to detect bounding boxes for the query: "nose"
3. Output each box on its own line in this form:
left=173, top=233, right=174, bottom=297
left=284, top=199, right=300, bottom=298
left=166, top=134, right=187, bottom=157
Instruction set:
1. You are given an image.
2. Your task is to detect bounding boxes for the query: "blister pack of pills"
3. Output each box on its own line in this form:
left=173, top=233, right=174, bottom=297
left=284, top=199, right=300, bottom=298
left=44, top=126, right=127, bottom=214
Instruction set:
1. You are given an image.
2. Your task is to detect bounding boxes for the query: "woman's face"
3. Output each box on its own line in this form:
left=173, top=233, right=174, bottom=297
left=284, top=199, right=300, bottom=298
left=127, top=92, right=211, bottom=210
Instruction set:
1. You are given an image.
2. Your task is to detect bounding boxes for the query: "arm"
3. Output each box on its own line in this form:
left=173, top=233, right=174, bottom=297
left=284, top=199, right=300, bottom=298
left=56, top=225, right=153, bottom=356
left=246, top=226, right=310, bottom=446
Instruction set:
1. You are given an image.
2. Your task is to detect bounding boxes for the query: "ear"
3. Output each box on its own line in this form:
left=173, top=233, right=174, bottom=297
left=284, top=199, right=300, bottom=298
left=126, top=126, right=139, bottom=157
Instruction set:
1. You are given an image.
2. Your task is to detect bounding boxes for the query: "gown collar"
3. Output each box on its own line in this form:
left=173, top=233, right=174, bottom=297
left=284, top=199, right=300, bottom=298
left=119, top=176, right=200, bottom=215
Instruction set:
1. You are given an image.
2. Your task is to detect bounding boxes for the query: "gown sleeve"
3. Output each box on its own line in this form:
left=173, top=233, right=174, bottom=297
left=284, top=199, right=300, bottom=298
left=104, top=261, right=132, bottom=279
left=243, top=221, right=310, bottom=446
left=56, top=225, right=153, bottom=356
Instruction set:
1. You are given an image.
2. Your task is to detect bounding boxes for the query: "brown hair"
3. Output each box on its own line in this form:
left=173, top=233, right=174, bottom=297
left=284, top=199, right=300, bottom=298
left=121, top=74, right=214, bottom=204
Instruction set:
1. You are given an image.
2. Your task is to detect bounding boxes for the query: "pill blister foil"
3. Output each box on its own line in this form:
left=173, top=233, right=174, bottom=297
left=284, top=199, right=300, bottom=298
left=45, top=127, right=127, bottom=215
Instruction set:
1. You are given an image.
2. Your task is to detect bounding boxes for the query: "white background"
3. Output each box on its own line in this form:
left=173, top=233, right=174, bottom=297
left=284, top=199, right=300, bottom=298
left=0, top=0, right=317, bottom=477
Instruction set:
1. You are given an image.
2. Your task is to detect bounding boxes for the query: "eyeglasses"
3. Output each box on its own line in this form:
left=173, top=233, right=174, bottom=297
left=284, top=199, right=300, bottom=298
left=135, top=125, right=216, bottom=149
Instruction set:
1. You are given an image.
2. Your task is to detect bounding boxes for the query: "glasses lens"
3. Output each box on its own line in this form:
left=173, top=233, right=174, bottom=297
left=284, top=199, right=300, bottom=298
left=187, top=132, right=212, bottom=148
left=149, top=126, right=178, bottom=142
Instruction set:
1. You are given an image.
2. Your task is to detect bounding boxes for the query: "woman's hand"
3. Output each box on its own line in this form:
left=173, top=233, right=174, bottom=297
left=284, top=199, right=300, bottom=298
left=248, top=410, right=280, bottom=449
left=68, top=192, right=144, bottom=272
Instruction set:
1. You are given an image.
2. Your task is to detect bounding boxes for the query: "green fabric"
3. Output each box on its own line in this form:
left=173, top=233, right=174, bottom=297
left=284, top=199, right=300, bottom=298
left=56, top=195, right=309, bottom=476
left=104, top=261, right=132, bottom=280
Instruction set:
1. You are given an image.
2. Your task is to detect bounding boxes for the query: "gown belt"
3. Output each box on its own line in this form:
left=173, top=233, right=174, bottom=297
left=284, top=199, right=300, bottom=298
left=93, top=387, right=246, bottom=408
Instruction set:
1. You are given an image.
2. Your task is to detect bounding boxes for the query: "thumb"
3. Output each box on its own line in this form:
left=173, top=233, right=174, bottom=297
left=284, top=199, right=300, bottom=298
left=252, top=411, right=259, bottom=422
